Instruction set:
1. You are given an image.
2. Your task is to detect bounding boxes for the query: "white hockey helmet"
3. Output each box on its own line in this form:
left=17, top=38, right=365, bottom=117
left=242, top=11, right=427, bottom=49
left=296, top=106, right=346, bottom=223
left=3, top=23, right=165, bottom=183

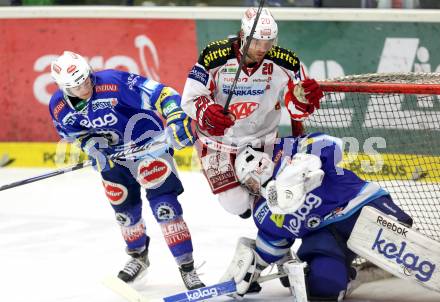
left=240, top=7, right=278, bottom=51
left=51, top=51, right=92, bottom=96
left=235, top=146, right=274, bottom=195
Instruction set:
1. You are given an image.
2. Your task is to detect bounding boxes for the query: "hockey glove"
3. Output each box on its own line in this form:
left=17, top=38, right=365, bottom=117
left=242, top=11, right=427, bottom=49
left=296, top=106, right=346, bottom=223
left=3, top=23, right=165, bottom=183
left=80, top=136, right=115, bottom=173
left=285, top=78, right=323, bottom=120
left=195, top=96, right=235, bottom=136
left=165, top=111, right=196, bottom=149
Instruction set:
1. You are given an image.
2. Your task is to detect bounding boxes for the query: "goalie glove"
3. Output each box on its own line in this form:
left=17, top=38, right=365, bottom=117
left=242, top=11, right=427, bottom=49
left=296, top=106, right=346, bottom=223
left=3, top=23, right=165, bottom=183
left=285, top=78, right=323, bottom=121
left=263, top=153, right=324, bottom=214
left=220, top=237, right=268, bottom=296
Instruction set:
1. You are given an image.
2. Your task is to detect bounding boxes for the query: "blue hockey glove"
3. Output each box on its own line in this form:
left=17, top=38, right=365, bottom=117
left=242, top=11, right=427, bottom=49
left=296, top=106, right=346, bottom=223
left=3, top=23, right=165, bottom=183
left=165, top=111, right=196, bottom=149
left=80, top=136, right=115, bottom=172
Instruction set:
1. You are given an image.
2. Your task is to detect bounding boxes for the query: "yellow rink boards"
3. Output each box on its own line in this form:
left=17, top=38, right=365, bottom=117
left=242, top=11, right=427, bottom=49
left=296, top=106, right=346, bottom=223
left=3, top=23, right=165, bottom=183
left=1, top=142, right=439, bottom=182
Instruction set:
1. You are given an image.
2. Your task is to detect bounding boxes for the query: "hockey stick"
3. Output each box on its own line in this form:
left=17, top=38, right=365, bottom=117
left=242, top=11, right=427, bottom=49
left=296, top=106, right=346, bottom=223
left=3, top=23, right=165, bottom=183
left=0, top=134, right=169, bottom=192
left=223, top=0, right=266, bottom=114
left=102, top=272, right=287, bottom=302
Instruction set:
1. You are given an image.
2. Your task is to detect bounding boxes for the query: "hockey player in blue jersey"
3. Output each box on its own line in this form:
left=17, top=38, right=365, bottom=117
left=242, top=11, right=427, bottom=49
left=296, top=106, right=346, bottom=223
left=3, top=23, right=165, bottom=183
left=224, top=133, right=413, bottom=301
left=48, top=51, right=204, bottom=290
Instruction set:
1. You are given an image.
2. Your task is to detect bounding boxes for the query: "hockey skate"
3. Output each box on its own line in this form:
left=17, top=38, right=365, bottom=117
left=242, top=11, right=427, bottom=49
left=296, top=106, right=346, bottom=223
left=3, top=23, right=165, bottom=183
left=117, top=248, right=150, bottom=283
left=179, top=261, right=205, bottom=290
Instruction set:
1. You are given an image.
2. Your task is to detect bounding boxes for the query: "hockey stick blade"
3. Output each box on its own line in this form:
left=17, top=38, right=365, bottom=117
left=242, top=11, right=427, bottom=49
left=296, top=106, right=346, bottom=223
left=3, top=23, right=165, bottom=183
left=102, top=276, right=236, bottom=302
left=103, top=272, right=286, bottom=302
left=163, top=280, right=236, bottom=302
left=102, top=276, right=158, bottom=302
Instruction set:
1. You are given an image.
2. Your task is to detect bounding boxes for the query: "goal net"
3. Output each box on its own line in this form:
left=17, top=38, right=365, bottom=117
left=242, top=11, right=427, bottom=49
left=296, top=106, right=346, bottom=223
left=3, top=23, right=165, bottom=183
left=307, top=72, right=440, bottom=242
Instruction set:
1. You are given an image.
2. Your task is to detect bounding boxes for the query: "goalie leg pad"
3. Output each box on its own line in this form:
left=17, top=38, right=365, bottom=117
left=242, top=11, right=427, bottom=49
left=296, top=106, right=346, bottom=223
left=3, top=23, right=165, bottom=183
left=348, top=206, right=440, bottom=293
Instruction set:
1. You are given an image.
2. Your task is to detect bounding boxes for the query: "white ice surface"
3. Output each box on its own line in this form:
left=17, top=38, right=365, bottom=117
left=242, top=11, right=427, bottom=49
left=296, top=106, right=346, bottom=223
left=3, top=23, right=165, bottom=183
left=0, top=168, right=439, bottom=302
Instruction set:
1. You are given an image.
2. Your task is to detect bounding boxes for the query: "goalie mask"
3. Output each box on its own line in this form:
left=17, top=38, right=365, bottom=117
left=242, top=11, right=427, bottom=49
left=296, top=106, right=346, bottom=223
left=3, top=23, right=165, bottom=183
left=51, top=51, right=93, bottom=97
left=235, top=147, right=274, bottom=195
left=240, top=7, right=278, bottom=53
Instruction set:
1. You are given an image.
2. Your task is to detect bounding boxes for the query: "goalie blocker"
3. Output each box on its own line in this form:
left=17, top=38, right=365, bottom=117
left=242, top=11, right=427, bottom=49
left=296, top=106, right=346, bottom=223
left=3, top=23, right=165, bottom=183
left=348, top=206, right=440, bottom=293
left=220, top=237, right=309, bottom=300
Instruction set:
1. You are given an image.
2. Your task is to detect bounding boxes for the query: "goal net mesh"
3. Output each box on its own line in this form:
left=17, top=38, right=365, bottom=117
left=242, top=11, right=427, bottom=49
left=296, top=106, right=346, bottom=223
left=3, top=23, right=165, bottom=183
left=306, top=72, right=440, bottom=242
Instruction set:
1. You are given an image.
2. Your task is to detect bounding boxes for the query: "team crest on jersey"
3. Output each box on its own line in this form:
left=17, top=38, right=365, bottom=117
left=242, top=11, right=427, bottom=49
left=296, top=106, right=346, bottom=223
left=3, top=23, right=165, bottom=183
left=102, top=180, right=128, bottom=205
left=305, top=214, right=322, bottom=230
left=229, top=101, right=259, bottom=119
left=137, top=158, right=171, bottom=189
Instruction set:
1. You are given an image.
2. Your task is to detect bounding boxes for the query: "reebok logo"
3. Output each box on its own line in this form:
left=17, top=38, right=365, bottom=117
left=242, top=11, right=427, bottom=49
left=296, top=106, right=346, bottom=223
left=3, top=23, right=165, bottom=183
left=376, top=215, right=408, bottom=237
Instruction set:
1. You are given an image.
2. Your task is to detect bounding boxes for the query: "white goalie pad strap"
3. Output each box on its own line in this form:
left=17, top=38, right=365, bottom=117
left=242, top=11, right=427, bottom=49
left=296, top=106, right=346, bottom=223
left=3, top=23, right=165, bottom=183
left=264, top=154, right=324, bottom=214
left=348, top=206, right=440, bottom=293
left=284, top=260, right=308, bottom=302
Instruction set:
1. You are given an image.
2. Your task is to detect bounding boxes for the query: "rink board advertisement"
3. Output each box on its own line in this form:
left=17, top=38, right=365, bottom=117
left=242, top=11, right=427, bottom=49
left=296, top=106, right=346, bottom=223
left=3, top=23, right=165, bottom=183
left=1, top=16, right=440, bottom=173
left=0, top=142, right=199, bottom=171
left=0, top=18, right=197, bottom=142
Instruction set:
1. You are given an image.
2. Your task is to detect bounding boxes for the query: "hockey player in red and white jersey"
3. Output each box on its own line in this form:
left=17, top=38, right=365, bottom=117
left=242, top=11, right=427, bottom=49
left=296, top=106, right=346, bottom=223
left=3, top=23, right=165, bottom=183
left=181, top=7, right=324, bottom=218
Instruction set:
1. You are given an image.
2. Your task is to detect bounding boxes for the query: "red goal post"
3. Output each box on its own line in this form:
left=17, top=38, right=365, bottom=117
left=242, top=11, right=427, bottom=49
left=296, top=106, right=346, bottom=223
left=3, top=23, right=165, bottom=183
left=304, top=72, right=440, bottom=243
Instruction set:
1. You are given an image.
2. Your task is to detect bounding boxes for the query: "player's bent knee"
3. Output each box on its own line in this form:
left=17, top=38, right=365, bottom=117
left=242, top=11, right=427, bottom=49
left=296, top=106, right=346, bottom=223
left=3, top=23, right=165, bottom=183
left=306, top=256, right=348, bottom=300
left=218, top=186, right=253, bottom=215
left=149, top=194, right=183, bottom=223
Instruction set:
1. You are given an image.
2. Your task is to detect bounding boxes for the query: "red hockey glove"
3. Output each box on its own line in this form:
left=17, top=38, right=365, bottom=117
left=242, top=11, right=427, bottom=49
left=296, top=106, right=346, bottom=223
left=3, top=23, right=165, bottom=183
left=302, top=78, right=323, bottom=109
left=195, top=96, right=235, bottom=136
left=285, top=78, right=323, bottom=120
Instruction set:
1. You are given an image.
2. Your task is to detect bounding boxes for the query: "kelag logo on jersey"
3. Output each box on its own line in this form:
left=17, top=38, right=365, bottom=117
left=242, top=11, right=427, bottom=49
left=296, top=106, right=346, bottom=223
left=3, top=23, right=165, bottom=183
left=229, top=102, right=259, bottom=119
left=283, top=193, right=322, bottom=236
left=80, top=113, right=118, bottom=128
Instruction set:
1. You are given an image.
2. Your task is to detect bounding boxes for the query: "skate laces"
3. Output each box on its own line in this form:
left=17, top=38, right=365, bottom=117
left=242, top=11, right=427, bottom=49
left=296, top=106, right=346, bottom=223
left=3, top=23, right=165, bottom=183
left=122, top=257, right=147, bottom=277
left=181, top=261, right=205, bottom=287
